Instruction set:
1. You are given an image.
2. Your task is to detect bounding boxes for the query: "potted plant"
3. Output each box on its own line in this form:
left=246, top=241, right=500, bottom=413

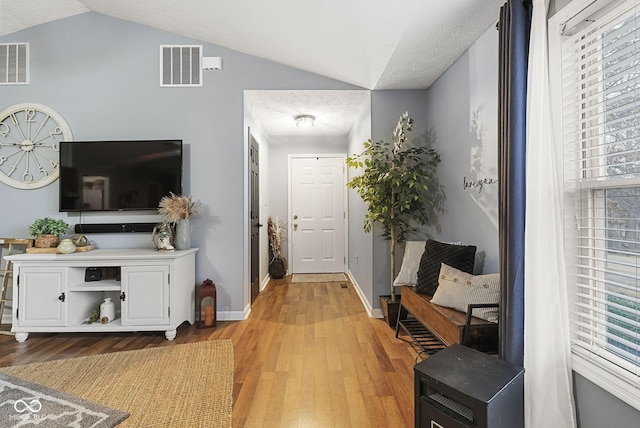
left=29, top=217, right=70, bottom=248
left=267, top=216, right=287, bottom=279
left=347, top=111, right=442, bottom=326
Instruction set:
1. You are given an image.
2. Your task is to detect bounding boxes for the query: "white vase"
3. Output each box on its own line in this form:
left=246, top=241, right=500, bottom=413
left=174, top=219, right=191, bottom=250
left=56, top=238, right=76, bottom=254
left=100, top=298, right=115, bottom=324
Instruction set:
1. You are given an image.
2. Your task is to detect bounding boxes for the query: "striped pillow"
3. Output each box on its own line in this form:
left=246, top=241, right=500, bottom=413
left=430, top=263, right=500, bottom=323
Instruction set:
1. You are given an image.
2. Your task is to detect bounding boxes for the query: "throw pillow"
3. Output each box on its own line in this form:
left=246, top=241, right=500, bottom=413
left=430, top=263, right=500, bottom=323
left=393, top=240, right=463, bottom=287
left=393, top=241, right=426, bottom=287
left=415, top=239, right=476, bottom=295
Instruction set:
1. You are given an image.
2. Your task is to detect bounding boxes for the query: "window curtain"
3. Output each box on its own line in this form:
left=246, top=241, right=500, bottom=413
left=498, top=0, right=531, bottom=367
left=524, top=0, right=577, bottom=426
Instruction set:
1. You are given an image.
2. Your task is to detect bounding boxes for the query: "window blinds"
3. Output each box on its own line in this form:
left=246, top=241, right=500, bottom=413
left=562, top=0, right=640, bottom=388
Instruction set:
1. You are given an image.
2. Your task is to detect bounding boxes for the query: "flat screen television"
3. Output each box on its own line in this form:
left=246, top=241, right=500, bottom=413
left=59, top=140, right=182, bottom=212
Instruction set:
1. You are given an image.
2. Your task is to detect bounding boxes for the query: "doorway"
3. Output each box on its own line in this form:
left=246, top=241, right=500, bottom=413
left=249, top=132, right=260, bottom=303
left=288, top=155, right=347, bottom=274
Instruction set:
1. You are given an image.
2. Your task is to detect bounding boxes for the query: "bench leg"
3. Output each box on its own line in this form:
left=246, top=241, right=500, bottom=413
left=395, top=304, right=408, bottom=338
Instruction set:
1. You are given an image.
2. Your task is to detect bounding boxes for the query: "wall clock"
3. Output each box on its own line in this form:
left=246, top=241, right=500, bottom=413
left=0, top=103, right=73, bottom=189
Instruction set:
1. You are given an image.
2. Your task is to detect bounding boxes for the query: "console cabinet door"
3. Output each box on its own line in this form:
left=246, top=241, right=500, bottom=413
left=121, top=265, right=169, bottom=326
left=18, top=267, right=67, bottom=327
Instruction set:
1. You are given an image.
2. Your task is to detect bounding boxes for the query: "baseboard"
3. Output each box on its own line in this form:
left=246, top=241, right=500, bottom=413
left=216, top=302, right=250, bottom=321
left=371, top=307, right=383, bottom=319
left=260, top=274, right=270, bottom=292
left=345, top=270, right=382, bottom=319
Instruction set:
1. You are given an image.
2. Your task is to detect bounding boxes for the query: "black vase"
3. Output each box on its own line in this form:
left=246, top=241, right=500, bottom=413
left=269, top=258, right=286, bottom=279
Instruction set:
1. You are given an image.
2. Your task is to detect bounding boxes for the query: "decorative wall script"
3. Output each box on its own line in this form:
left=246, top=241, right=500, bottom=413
left=463, top=176, right=498, bottom=194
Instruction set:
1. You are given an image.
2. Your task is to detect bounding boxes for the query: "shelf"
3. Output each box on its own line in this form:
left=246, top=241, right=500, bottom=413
left=69, top=280, right=121, bottom=292
left=78, top=317, right=122, bottom=327
left=397, top=315, right=446, bottom=356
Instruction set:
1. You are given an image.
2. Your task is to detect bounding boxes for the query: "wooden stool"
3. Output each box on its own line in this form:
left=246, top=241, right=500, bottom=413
left=1, top=238, right=34, bottom=335
left=197, top=279, right=216, bottom=328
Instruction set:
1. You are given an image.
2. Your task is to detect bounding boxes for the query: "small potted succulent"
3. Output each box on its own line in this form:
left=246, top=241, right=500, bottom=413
left=29, top=217, right=70, bottom=248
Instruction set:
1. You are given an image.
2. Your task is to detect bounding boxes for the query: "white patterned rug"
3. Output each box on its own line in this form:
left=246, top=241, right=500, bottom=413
left=0, top=372, right=128, bottom=427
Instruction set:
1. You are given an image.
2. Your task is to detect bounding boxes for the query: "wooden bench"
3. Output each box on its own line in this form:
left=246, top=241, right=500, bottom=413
left=396, top=285, right=498, bottom=354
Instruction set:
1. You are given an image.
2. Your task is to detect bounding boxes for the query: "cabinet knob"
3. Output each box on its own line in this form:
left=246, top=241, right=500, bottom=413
left=58, top=292, right=65, bottom=302
left=120, top=292, right=126, bottom=301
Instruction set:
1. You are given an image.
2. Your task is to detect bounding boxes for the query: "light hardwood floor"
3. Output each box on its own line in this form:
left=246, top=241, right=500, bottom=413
left=0, top=276, right=421, bottom=427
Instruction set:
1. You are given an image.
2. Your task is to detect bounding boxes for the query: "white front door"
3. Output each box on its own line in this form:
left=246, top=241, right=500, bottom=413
left=289, top=155, right=346, bottom=274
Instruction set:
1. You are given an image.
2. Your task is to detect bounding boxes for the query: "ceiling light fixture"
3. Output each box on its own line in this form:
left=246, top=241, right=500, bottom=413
left=294, top=114, right=316, bottom=128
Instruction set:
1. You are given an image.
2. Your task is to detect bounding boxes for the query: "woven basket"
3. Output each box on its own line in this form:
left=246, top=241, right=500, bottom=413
left=35, top=234, right=60, bottom=248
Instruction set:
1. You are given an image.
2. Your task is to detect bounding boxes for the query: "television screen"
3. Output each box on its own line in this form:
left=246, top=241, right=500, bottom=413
left=59, top=140, right=182, bottom=212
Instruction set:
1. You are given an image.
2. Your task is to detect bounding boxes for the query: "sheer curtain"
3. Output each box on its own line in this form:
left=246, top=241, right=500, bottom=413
left=524, top=0, right=577, bottom=426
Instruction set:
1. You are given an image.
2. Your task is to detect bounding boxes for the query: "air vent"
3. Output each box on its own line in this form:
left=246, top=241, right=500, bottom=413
left=160, top=45, right=202, bottom=87
left=0, top=43, right=29, bottom=84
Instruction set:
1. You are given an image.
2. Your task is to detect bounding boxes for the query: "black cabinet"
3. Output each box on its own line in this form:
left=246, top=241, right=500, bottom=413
left=414, top=344, right=524, bottom=428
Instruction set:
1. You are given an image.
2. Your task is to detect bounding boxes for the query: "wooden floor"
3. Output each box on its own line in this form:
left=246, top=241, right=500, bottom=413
left=0, top=276, right=421, bottom=427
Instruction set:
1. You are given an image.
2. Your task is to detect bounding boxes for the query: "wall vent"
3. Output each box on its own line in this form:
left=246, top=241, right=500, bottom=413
left=160, top=45, right=202, bottom=87
left=0, top=43, right=29, bottom=85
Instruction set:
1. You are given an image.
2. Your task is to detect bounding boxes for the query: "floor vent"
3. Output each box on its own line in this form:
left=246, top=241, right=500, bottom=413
left=0, top=43, right=29, bottom=84
left=160, top=45, right=202, bottom=87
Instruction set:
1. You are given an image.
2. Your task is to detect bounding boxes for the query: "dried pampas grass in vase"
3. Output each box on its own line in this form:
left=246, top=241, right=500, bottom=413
left=158, top=193, right=200, bottom=250
left=158, top=193, right=200, bottom=223
left=267, top=216, right=287, bottom=278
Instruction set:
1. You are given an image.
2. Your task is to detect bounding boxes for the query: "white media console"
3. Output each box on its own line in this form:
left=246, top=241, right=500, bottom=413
left=6, top=248, right=198, bottom=342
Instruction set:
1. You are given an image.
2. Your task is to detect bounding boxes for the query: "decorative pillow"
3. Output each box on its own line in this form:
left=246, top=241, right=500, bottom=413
left=393, top=241, right=426, bottom=286
left=430, top=263, right=500, bottom=323
left=393, top=240, right=463, bottom=287
left=415, top=239, right=476, bottom=295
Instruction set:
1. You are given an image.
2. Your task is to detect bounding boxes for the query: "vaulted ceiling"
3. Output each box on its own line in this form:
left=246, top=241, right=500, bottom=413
left=1, top=0, right=504, bottom=136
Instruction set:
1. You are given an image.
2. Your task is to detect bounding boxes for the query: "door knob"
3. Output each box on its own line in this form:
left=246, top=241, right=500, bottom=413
left=294, top=223, right=298, bottom=231
left=293, top=215, right=298, bottom=220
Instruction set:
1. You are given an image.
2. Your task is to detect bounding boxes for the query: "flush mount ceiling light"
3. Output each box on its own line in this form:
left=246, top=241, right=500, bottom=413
left=294, top=114, right=316, bottom=128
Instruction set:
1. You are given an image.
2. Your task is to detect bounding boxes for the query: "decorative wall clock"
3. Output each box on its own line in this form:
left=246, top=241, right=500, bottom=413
left=0, top=103, right=73, bottom=189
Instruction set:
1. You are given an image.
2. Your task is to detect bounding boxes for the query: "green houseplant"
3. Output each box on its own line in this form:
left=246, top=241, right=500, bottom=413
left=347, top=112, right=442, bottom=323
left=29, top=217, right=70, bottom=248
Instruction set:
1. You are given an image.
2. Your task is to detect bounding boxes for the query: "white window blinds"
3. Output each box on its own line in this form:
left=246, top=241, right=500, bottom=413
left=562, top=0, right=640, bottom=404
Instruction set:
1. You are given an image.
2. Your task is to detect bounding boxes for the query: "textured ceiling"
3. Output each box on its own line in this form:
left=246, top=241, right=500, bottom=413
left=245, top=90, right=370, bottom=137
left=0, top=0, right=504, bottom=136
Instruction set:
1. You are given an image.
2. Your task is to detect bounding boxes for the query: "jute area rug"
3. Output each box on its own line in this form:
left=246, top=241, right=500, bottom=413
left=0, top=339, right=233, bottom=428
left=291, top=273, right=347, bottom=283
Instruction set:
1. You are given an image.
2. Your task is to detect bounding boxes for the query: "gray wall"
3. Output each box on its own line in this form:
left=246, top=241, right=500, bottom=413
left=574, top=373, right=640, bottom=428
left=347, top=98, right=374, bottom=312
left=369, top=90, right=431, bottom=307
left=424, top=27, right=500, bottom=275
left=0, top=12, right=358, bottom=318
